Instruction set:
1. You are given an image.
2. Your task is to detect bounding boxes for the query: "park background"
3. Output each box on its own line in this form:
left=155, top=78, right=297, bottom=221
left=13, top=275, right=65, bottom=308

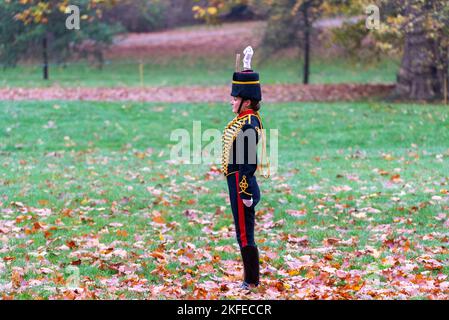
left=0, top=0, right=449, bottom=299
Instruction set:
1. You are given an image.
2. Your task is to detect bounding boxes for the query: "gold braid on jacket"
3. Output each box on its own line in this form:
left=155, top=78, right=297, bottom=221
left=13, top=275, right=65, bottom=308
left=221, top=112, right=270, bottom=178
left=221, top=115, right=247, bottom=176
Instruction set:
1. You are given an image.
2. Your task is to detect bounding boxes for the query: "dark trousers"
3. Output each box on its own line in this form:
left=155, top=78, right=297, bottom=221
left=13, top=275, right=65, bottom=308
left=226, top=172, right=261, bottom=286
left=226, top=172, right=260, bottom=248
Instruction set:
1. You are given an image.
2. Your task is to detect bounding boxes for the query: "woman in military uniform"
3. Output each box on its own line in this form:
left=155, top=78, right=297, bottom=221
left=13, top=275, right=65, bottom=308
left=221, top=47, right=268, bottom=290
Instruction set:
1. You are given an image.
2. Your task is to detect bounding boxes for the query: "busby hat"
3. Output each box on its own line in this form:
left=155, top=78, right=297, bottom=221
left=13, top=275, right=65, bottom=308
left=231, top=70, right=262, bottom=101
left=231, top=46, right=262, bottom=101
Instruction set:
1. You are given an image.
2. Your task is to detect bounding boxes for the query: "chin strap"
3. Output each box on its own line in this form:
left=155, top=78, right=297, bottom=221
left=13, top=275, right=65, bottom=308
left=237, top=99, right=244, bottom=114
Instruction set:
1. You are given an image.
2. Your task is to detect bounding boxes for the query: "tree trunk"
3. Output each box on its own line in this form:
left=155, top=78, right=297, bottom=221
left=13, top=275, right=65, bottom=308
left=302, top=1, right=310, bottom=85
left=42, top=35, right=49, bottom=80
left=392, top=3, right=449, bottom=101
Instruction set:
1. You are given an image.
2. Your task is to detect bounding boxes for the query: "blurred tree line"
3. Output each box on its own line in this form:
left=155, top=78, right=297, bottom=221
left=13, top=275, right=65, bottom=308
left=0, top=0, right=217, bottom=73
left=0, top=0, right=122, bottom=71
left=1, top=0, right=447, bottom=101
left=0, top=0, right=263, bottom=77
left=194, top=0, right=449, bottom=101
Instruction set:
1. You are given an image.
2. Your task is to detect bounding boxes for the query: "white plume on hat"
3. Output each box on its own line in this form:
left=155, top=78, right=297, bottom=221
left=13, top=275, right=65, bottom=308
left=243, top=46, right=254, bottom=70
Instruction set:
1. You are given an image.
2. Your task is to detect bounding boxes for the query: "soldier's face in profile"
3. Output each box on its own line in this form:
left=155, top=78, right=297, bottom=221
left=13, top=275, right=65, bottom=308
left=231, top=96, right=241, bottom=113
left=230, top=96, right=250, bottom=114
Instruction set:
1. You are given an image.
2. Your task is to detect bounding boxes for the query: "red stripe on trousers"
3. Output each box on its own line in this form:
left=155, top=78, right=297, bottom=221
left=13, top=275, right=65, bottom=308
left=235, top=172, right=248, bottom=247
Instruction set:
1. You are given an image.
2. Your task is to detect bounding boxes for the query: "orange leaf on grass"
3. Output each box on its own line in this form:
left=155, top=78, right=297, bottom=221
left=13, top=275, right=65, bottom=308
left=61, top=208, right=73, bottom=217
left=390, top=174, right=401, bottom=183
left=152, top=215, right=165, bottom=224
left=15, top=215, right=28, bottom=223
left=66, top=240, right=77, bottom=249
left=33, top=221, right=44, bottom=230
left=150, top=251, right=165, bottom=260
left=100, top=248, right=114, bottom=255
left=3, top=256, right=16, bottom=262
left=11, top=270, right=23, bottom=289
left=323, top=238, right=340, bottom=246
left=116, top=229, right=129, bottom=237
left=38, top=199, right=49, bottom=206
left=71, top=259, right=82, bottom=266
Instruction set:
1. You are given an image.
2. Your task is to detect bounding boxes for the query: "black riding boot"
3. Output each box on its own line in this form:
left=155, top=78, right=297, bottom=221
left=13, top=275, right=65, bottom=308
left=240, top=245, right=260, bottom=287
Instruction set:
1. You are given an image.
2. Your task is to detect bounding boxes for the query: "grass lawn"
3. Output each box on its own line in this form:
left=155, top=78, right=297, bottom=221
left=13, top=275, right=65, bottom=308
left=0, top=57, right=398, bottom=88
left=1, top=100, right=449, bottom=299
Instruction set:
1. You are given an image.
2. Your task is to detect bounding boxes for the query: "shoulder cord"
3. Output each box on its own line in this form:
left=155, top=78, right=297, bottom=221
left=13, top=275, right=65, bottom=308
left=255, top=111, right=270, bottom=178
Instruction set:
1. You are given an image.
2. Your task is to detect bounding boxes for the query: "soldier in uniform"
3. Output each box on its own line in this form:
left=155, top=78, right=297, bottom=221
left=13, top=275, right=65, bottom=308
left=221, top=47, right=268, bottom=290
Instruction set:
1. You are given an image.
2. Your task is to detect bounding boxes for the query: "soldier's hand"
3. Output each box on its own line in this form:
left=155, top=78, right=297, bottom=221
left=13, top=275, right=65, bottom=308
left=242, top=198, right=253, bottom=207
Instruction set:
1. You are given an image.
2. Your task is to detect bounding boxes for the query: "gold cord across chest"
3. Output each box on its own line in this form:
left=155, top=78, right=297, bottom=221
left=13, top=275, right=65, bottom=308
left=221, top=115, right=247, bottom=176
